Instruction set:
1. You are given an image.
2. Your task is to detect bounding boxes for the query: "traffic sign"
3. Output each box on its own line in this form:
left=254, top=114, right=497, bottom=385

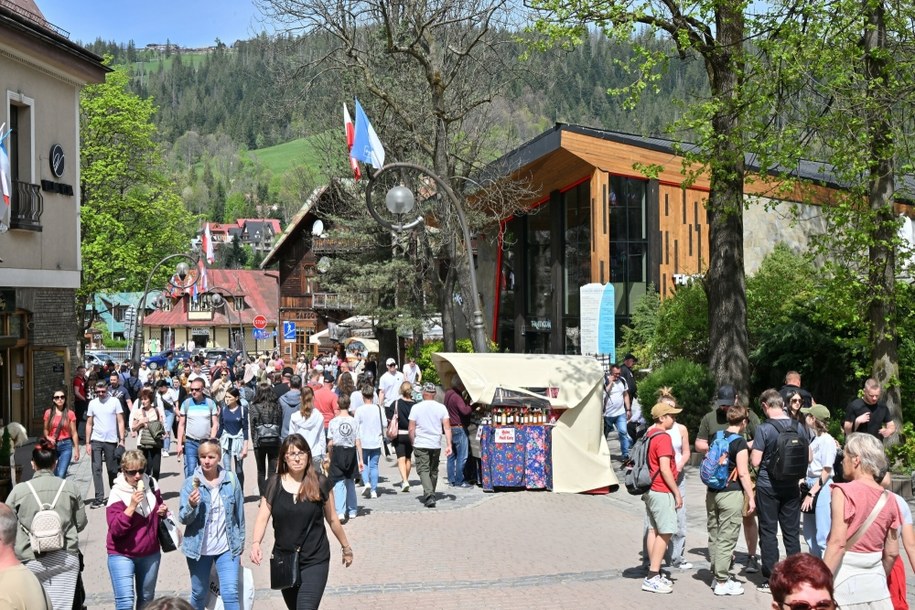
left=253, top=315, right=268, bottom=330
left=252, top=328, right=271, bottom=340
left=283, top=321, right=296, bottom=340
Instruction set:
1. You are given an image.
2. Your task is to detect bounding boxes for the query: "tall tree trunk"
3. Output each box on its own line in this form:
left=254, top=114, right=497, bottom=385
left=704, top=2, right=750, bottom=395
left=863, top=0, right=900, bottom=441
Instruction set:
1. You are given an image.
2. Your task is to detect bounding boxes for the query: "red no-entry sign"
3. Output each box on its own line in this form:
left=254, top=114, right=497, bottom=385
left=253, top=315, right=268, bottom=330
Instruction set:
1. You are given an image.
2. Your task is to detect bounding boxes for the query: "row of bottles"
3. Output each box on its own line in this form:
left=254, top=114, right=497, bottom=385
left=485, top=407, right=549, bottom=426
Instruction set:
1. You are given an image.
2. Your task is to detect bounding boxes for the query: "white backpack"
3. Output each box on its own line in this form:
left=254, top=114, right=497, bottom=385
left=24, top=480, right=66, bottom=554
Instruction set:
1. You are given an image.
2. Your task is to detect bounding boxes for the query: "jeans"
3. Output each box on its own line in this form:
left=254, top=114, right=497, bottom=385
left=756, top=483, right=802, bottom=579
left=54, top=438, right=73, bottom=478
left=162, top=410, right=175, bottom=452
left=188, top=551, right=240, bottom=610
left=447, top=427, right=469, bottom=486
left=255, top=445, right=279, bottom=498
left=803, top=478, right=832, bottom=558
left=362, top=448, right=381, bottom=492
left=91, top=440, right=118, bottom=502
left=281, top=561, right=330, bottom=610
left=141, top=447, right=161, bottom=480
left=108, top=552, right=160, bottom=610
left=333, top=479, right=357, bottom=517
left=604, top=413, right=631, bottom=458
left=414, top=447, right=441, bottom=500
left=183, top=438, right=200, bottom=479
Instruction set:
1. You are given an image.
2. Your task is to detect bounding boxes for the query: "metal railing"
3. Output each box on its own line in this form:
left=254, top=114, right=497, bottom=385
left=0, top=0, right=69, bottom=37
left=11, top=181, right=43, bottom=231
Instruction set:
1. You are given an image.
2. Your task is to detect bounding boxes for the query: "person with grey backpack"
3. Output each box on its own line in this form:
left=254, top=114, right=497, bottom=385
left=6, top=438, right=87, bottom=610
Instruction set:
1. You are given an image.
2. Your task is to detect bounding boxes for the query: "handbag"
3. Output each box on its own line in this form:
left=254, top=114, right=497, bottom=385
left=268, top=478, right=315, bottom=590
left=157, top=515, right=181, bottom=553
left=799, top=481, right=820, bottom=514
left=385, top=404, right=398, bottom=441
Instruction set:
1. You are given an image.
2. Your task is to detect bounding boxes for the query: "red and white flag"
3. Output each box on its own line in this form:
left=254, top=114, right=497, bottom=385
left=202, top=222, right=215, bottom=264
left=343, top=103, right=361, bottom=180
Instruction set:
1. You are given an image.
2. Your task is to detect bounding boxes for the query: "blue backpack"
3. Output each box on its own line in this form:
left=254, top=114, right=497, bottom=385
left=700, top=430, right=740, bottom=490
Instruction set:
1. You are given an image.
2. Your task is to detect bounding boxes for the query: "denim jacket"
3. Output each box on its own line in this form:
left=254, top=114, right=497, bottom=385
left=178, top=467, right=245, bottom=560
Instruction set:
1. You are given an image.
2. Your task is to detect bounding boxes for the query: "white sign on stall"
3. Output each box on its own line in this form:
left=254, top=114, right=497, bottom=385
left=579, top=283, right=604, bottom=356
left=494, top=427, right=516, bottom=444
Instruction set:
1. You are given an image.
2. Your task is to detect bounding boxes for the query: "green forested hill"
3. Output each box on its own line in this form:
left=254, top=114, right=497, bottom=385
left=83, top=32, right=708, bottom=222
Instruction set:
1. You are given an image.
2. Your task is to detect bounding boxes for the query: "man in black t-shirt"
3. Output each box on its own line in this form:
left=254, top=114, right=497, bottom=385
left=843, top=378, right=896, bottom=440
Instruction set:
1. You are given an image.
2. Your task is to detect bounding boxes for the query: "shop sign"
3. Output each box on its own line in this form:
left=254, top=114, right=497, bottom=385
left=528, top=319, right=551, bottom=331
left=494, top=427, right=516, bottom=444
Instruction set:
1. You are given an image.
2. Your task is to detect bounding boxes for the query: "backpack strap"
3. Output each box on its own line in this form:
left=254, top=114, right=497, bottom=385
left=25, top=481, right=45, bottom=509
left=846, top=490, right=890, bottom=548
left=49, top=479, right=66, bottom=510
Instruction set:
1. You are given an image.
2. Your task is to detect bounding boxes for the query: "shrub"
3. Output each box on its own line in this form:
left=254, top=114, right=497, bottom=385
left=415, top=338, right=498, bottom=387
left=887, top=422, right=915, bottom=475
left=637, top=359, right=716, bottom=440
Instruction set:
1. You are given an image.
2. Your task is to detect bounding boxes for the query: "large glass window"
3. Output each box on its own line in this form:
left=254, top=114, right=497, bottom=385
left=563, top=183, right=591, bottom=354
left=525, top=203, right=552, bottom=318
left=609, top=176, right=648, bottom=335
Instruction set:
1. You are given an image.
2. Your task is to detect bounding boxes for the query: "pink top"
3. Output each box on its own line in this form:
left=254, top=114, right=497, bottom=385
left=833, top=481, right=901, bottom=552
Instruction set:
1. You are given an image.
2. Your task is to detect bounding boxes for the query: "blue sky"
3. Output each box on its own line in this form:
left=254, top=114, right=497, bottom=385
left=37, top=0, right=263, bottom=48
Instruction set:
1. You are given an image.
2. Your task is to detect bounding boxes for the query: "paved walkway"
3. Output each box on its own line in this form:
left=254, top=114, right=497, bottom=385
left=28, top=435, right=915, bottom=609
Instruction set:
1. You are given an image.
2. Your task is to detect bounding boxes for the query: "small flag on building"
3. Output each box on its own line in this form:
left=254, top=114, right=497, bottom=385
left=0, top=125, right=12, bottom=233
left=202, top=222, right=215, bottom=264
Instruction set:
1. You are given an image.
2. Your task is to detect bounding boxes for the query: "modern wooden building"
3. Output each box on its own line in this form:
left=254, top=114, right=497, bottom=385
left=0, top=0, right=107, bottom=431
left=480, top=123, right=912, bottom=355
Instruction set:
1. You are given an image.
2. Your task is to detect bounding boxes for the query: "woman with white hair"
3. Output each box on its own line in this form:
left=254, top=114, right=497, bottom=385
left=823, top=432, right=902, bottom=609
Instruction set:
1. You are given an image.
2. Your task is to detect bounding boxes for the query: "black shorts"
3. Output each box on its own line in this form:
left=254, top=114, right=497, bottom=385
left=393, top=432, right=413, bottom=458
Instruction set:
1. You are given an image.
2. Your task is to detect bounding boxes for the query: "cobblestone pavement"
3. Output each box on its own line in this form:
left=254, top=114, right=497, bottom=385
left=55, top=435, right=915, bottom=609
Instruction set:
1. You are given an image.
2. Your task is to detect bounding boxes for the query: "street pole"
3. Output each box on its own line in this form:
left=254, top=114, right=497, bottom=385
left=207, top=286, right=246, bottom=357
left=366, top=162, right=488, bottom=353
left=132, top=253, right=200, bottom=363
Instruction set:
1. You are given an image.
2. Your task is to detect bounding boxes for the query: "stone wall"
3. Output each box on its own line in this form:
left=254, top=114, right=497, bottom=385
left=743, top=196, right=827, bottom=275
left=16, top=287, right=78, bottom=429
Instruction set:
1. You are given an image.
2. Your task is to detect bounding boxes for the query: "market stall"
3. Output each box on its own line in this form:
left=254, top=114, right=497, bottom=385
left=431, top=353, right=617, bottom=494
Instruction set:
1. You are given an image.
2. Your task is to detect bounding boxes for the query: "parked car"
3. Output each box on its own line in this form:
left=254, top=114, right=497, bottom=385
left=84, top=352, right=114, bottom=369
left=146, top=349, right=192, bottom=370
left=205, top=349, right=229, bottom=366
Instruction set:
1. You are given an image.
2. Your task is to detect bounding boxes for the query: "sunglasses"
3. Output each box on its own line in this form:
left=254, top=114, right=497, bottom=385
left=190, top=387, right=204, bottom=392
left=53, top=395, right=66, bottom=400
left=780, top=601, right=837, bottom=610
left=123, top=469, right=143, bottom=476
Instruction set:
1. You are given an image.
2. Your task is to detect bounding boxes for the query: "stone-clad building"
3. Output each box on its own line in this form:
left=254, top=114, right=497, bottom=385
left=0, top=0, right=107, bottom=432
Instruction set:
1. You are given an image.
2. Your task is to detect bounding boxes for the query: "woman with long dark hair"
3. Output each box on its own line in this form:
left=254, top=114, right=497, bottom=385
left=218, top=387, right=249, bottom=490
left=43, top=388, right=79, bottom=477
left=249, top=434, right=353, bottom=610
left=249, top=381, right=283, bottom=497
left=7, top=438, right=87, bottom=610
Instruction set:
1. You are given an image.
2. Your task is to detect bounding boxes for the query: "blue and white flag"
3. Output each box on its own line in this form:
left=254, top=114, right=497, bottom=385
left=351, top=98, right=385, bottom=169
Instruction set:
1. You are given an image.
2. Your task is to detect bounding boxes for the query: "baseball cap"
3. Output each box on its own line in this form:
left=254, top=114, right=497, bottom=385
left=386, top=358, right=397, bottom=367
left=323, top=371, right=334, bottom=383
left=651, top=402, right=683, bottom=419
left=422, top=382, right=436, bottom=393
left=623, top=353, right=637, bottom=363
left=800, top=404, right=831, bottom=422
left=714, top=384, right=738, bottom=407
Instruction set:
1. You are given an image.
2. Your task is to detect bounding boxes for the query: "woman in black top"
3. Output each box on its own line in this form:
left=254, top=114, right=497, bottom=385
left=391, top=380, right=415, bottom=491
left=249, top=434, right=352, bottom=610
left=249, top=382, right=283, bottom=498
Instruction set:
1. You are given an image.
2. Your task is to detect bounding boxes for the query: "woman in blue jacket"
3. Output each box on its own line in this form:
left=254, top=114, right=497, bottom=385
left=179, top=439, right=245, bottom=610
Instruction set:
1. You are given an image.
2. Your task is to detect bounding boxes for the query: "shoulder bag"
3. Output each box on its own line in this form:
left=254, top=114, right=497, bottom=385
left=845, top=489, right=890, bottom=549
left=150, top=478, right=181, bottom=552
left=269, top=477, right=318, bottom=590
left=385, top=403, right=398, bottom=440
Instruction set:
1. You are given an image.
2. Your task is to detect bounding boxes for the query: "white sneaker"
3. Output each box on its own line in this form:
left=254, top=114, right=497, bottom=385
left=401, top=482, right=410, bottom=493
left=676, top=562, right=693, bottom=570
left=714, top=579, right=745, bottom=596
left=161, top=449, right=169, bottom=457
left=641, top=575, right=673, bottom=594
left=337, top=513, right=345, bottom=522
left=370, top=490, right=378, bottom=499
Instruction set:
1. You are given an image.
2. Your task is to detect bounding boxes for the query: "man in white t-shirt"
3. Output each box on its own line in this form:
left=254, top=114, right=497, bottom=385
left=603, top=364, right=632, bottom=460
left=402, top=357, right=422, bottom=384
left=378, top=358, right=405, bottom=408
left=85, top=380, right=126, bottom=509
left=409, top=382, right=452, bottom=508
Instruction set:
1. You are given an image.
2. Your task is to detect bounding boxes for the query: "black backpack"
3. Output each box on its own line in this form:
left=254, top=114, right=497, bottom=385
left=766, top=419, right=809, bottom=481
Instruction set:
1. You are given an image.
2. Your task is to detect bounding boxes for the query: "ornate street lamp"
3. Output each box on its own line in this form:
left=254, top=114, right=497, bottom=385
left=208, top=288, right=246, bottom=358
left=131, top=253, right=200, bottom=362
left=366, top=162, right=487, bottom=353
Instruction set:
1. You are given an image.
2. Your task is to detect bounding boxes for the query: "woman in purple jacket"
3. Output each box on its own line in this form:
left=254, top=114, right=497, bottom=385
left=106, top=449, right=170, bottom=609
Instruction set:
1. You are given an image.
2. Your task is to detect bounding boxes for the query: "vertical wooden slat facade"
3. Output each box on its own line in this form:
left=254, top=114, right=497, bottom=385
left=657, top=184, right=710, bottom=298
left=590, top=170, right=611, bottom=285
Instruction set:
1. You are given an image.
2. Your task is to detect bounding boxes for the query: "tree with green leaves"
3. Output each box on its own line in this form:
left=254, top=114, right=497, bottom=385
left=528, top=0, right=788, bottom=392
left=79, top=63, right=196, bottom=345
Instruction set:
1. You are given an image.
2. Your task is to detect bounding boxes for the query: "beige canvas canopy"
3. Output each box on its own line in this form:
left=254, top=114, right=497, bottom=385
left=431, top=353, right=618, bottom=493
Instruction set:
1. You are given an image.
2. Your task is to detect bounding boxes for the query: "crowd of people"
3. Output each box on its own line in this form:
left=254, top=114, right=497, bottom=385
left=0, top=348, right=472, bottom=610
left=616, top=368, right=910, bottom=609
